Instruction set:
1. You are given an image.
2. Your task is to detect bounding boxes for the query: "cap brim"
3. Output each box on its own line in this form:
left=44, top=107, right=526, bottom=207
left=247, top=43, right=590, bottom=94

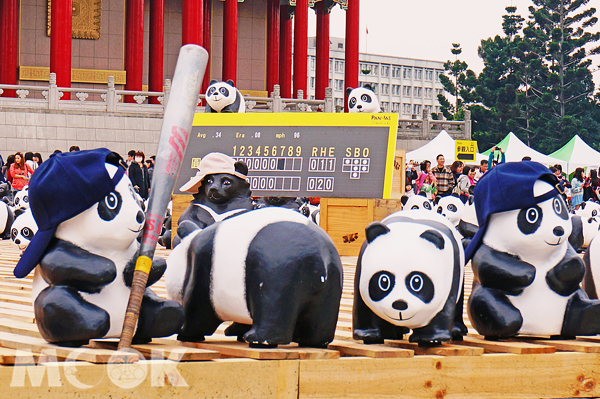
left=179, top=173, right=205, bottom=194
left=14, top=227, right=56, bottom=278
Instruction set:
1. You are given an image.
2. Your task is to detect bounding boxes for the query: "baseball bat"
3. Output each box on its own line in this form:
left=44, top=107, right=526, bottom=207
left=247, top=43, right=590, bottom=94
left=118, top=44, right=208, bottom=350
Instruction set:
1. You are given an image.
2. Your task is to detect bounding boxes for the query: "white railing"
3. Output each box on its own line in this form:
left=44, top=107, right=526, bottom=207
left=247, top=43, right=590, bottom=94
left=0, top=73, right=334, bottom=115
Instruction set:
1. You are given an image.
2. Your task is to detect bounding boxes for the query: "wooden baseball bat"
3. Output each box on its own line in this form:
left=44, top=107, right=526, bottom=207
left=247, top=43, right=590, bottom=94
left=118, top=45, right=208, bottom=351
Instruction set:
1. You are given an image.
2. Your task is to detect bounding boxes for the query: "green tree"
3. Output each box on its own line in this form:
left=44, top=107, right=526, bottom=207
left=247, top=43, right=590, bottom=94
left=437, top=44, right=480, bottom=120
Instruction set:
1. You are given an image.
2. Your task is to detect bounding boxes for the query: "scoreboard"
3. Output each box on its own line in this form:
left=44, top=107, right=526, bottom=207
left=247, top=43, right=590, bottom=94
left=174, top=113, right=399, bottom=199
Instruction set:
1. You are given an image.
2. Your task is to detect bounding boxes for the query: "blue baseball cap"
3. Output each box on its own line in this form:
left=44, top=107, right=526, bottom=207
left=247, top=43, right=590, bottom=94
left=464, top=161, right=560, bottom=262
left=14, top=148, right=126, bottom=278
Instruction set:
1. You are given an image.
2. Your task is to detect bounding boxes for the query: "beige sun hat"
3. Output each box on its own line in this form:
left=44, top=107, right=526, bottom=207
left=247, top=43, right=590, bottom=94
left=179, top=152, right=247, bottom=193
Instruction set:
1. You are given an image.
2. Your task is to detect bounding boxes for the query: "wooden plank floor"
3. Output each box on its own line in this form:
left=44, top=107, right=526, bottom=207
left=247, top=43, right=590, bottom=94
left=2, top=240, right=600, bottom=398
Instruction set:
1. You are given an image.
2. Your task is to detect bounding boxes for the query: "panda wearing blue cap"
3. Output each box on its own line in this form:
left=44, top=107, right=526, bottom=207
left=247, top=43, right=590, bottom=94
left=15, top=148, right=184, bottom=346
left=466, top=161, right=600, bottom=339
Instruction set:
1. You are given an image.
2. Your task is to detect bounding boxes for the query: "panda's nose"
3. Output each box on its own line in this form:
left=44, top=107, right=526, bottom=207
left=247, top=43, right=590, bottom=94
left=437, top=206, right=443, bottom=214
left=14, top=239, right=20, bottom=245
left=136, top=211, right=145, bottom=224
left=553, top=226, right=564, bottom=237
left=357, top=105, right=362, bottom=109
left=392, top=300, right=408, bottom=311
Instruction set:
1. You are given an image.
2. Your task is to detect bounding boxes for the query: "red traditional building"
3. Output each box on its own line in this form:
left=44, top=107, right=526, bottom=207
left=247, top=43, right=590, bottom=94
left=0, top=0, right=358, bottom=107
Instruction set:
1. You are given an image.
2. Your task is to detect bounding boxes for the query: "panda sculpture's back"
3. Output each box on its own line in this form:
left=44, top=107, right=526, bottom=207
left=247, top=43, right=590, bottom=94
left=353, top=210, right=466, bottom=346
left=178, top=207, right=343, bottom=348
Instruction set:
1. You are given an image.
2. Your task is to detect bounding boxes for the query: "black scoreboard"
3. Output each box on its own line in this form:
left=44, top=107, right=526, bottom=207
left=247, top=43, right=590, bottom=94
left=174, top=113, right=399, bottom=199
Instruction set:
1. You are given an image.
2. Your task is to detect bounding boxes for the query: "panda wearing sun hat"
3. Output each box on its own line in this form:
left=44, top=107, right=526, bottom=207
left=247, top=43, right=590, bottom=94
left=466, top=161, right=600, bottom=339
left=14, top=148, right=183, bottom=346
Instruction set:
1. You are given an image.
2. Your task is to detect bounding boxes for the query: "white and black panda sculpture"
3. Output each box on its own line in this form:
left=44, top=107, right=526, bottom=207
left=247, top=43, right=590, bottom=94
left=435, top=194, right=464, bottom=227
left=10, top=210, right=37, bottom=250
left=466, top=161, right=600, bottom=339
left=204, top=79, right=246, bottom=113
left=346, top=85, right=381, bottom=113
left=401, top=193, right=433, bottom=211
left=0, top=201, right=14, bottom=240
left=13, top=149, right=184, bottom=346
left=353, top=210, right=466, bottom=346
left=175, top=207, right=343, bottom=348
left=11, top=186, right=29, bottom=217
left=574, top=201, right=600, bottom=248
left=457, top=195, right=478, bottom=249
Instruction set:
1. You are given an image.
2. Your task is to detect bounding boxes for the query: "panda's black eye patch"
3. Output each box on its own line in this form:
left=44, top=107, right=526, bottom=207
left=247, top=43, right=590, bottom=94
left=23, top=196, right=28, bottom=203
left=593, top=210, right=598, bottom=217
left=369, top=271, right=395, bottom=302
left=406, top=272, right=434, bottom=303
left=21, top=228, right=33, bottom=239
left=447, top=204, right=457, bottom=212
left=423, top=202, right=432, bottom=210
left=10, top=228, right=17, bottom=240
left=361, top=94, right=372, bottom=103
left=349, top=97, right=357, bottom=108
left=219, top=87, right=229, bottom=96
left=518, top=204, right=543, bottom=235
left=552, top=197, right=568, bottom=220
left=98, top=191, right=122, bottom=221
left=207, top=87, right=216, bottom=96
left=411, top=205, right=419, bottom=210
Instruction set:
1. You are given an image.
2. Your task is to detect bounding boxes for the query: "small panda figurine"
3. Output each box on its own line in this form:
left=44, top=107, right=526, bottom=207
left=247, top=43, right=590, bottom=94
left=10, top=210, right=37, bottom=250
left=435, top=194, right=464, bottom=227
left=0, top=181, right=11, bottom=204
left=401, top=193, right=433, bottom=211
left=353, top=210, right=466, bottom=346
left=11, top=186, right=29, bottom=217
left=174, top=152, right=253, bottom=247
left=466, top=161, right=600, bottom=339
left=574, top=202, right=600, bottom=248
left=176, top=207, right=343, bottom=348
left=346, top=85, right=381, bottom=113
left=14, top=149, right=184, bottom=346
left=204, top=79, right=246, bottom=113
left=457, top=195, right=478, bottom=249
left=0, top=201, right=14, bottom=240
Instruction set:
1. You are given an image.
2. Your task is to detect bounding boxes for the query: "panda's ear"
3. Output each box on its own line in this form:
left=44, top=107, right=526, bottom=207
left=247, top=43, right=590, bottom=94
left=346, top=87, right=354, bottom=96
left=366, top=222, right=390, bottom=243
left=581, top=202, right=587, bottom=210
left=209, top=79, right=218, bottom=85
left=433, top=196, right=440, bottom=205
left=226, top=79, right=235, bottom=87
left=401, top=195, right=409, bottom=206
left=420, top=230, right=445, bottom=250
left=363, top=84, right=373, bottom=92
left=468, top=195, right=474, bottom=205
left=234, top=161, right=248, bottom=176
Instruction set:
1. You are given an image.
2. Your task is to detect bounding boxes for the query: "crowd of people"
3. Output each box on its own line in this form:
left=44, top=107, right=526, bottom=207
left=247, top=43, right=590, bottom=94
left=0, top=147, right=155, bottom=201
left=405, top=148, right=600, bottom=210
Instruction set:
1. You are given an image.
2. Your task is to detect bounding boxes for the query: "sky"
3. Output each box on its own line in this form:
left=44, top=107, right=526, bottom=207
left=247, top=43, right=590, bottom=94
left=307, top=0, right=600, bottom=86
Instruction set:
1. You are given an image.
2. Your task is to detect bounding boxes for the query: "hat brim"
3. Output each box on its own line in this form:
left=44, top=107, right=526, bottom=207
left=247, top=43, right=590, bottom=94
left=179, top=173, right=206, bottom=194
left=14, top=227, right=56, bottom=278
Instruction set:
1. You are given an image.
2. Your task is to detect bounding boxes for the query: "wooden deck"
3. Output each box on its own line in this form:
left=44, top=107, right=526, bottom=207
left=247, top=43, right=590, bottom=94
left=1, top=240, right=600, bottom=398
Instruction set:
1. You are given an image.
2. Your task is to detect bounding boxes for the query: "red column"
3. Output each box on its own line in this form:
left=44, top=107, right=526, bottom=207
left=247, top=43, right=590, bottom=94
left=266, top=0, right=280, bottom=95
left=315, top=1, right=330, bottom=100
left=182, top=0, right=203, bottom=46
left=50, top=0, right=72, bottom=100
left=149, top=0, right=165, bottom=104
left=0, top=0, right=18, bottom=97
left=222, top=0, right=238, bottom=84
left=125, top=0, right=144, bottom=103
left=279, top=6, right=293, bottom=98
left=201, top=0, right=212, bottom=96
left=344, top=0, right=359, bottom=112
left=293, top=0, right=308, bottom=99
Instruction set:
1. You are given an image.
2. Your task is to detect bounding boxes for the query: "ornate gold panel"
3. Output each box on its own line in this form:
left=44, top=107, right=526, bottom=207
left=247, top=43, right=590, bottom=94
left=19, top=66, right=126, bottom=85
left=47, top=0, right=102, bottom=40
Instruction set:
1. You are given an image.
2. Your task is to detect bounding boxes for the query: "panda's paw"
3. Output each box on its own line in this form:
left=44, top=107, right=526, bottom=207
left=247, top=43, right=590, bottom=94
left=243, top=329, right=283, bottom=347
left=353, top=328, right=384, bottom=344
left=452, top=322, right=468, bottom=341
left=417, top=340, right=444, bottom=348
left=177, top=334, right=206, bottom=343
left=409, top=330, right=451, bottom=346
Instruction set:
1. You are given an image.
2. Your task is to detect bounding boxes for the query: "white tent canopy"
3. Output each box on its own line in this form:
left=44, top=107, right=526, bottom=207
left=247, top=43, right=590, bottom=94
left=549, top=135, right=600, bottom=174
left=406, top=130, right=487, bottom=165
left=483, top=132, right=566, bottom=169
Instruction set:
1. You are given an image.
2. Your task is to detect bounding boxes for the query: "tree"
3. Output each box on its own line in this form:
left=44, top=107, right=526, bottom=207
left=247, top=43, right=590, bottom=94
left=437, top=44, right=480, bottom=120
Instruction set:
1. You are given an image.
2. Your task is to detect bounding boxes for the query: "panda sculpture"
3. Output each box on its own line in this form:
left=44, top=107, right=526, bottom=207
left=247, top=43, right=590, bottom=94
left=11, top=210, right=37, bottom=250
left=0, top=201, right=14, bottom=240
left=466, top=161, right=600, bottom=339
left=346, top=85, right=381, bottom=113
left=13, top=149, right=184, bottom=346
left=401, top=193, right=433, bottom=211
left=574, top=201, right=600, bottom=249
left=457, top=196, right=478, bottom=249
left=435, top=194, right=464, bottom=227
left=204, top=79, right=246, bottom=113
left=173, top=152, right=253, bottom=248
left=0, top=181, right=11, bottom=204
left=11, top=186, right=29, bottom=217
left=353, top=209, right=466, bottom=346
left=176, top=207, right=343, bottom=348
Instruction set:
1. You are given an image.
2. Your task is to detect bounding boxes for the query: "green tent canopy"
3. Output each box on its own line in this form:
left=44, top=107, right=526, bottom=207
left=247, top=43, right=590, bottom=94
left=549, top=135, right=600, bottom=174
left=481, top=132, right=565, bottom=168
